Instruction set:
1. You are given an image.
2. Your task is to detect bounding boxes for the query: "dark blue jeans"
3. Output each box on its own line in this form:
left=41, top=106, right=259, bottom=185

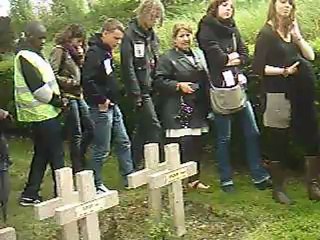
left=214, top=101, right=270, bottom=187
left=66, top=99, right=94, bottom=173
left=90, top=104, right=134, bottom=187
left=22, top=116, right=64, bottom=198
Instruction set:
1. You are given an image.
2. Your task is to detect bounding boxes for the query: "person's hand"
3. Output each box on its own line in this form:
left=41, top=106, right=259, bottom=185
left=291, top=20, right=303, bottom=43
left=61, top=97, right=69, bottom=111
left=177, top=82, right=195, bottom=94
left=134, top=96, right=143, bottom=109
left=226, top=58, right=241, bottom=66
left=287, top=61, right=300, bottom=75
left=98, top=99, right=111, bottom=112
left=283, top=61, right=300, bottom=77
left=228, top=52, right=240, bottom=61
left=0, top=109, right=9, bottom=120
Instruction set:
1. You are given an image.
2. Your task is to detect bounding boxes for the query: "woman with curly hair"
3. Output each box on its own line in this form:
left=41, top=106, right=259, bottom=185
left=50, top=24, right=93, bottom=174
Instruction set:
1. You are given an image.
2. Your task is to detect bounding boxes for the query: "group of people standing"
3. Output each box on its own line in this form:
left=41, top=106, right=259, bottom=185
left=12, top=0, right=320, bottom=207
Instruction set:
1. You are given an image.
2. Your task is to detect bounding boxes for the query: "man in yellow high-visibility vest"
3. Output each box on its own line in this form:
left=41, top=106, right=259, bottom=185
left=14, top=21, right=67, bottom=206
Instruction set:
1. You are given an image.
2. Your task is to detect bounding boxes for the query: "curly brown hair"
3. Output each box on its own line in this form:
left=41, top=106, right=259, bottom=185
left=206, top=0, right=234, bottom=18
left=267, top=0, right=296, bottom=37
left=54, top=24, right=86, bottom=45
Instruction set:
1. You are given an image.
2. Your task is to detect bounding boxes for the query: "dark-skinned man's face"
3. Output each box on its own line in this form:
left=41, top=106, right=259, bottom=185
left=27, top=24, right=47, bottom=51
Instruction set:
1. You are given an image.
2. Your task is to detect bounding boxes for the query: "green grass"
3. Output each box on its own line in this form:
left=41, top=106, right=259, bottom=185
left=1, top=138, right=320, bottom=239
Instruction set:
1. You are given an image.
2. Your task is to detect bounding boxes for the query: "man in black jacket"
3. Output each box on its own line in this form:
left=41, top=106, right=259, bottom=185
left=82, top=18, right=134, bottom=193
left=120, top=0, right=165, bottom=169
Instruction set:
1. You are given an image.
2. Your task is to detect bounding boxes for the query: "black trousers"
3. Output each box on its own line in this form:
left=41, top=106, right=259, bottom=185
left=263, top=126, right=319, bottom=167
left=22, top=117, right=64, bottom=198
left=132, top=95, right=162, bottom=169
left=166, top=135, right=202, bottom=182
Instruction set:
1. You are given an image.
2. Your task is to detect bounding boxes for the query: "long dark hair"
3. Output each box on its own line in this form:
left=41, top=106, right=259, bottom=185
left=54, top=24, right=85, bottom=45
left=206, top=0, right=235, bottom=18
left=267, top=0, right=296, bottom=37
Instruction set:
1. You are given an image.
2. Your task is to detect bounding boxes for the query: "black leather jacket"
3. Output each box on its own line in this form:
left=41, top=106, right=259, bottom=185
left=154, top=48, right=209, bottom=130
left=120, top=19, right=159, bottom=99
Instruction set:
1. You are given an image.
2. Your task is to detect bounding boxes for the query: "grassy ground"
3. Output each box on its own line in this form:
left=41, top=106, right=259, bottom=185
left=1, top=137, right=320, bottom=240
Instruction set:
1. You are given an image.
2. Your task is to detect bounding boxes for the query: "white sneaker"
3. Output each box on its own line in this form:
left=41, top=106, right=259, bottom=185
left=96, top=184, right=109, bottom=194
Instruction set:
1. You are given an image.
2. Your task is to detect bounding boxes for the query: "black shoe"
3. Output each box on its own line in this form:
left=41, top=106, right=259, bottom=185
left=19, top=196, right=42, bottom=206
left=255, top=178, right=273, bottom=190
left=221, top=185, right=235, bottom=193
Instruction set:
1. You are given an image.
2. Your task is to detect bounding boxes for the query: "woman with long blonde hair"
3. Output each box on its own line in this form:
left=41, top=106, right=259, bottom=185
left=253, top=0, right=320, bottom=204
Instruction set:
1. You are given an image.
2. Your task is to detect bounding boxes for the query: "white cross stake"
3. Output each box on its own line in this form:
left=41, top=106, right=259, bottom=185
left=34, top=167, right=80, bottom=240
left=127, top=143, right=167, bottom=220
left=55, top=170, right=119, bottom=240
left=149, top=143, right=197, bottom=237
left=0, top=227, right=16, bottom=240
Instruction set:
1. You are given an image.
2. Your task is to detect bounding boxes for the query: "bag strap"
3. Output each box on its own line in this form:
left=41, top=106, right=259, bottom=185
left=232, top=33, right=237, bottom=52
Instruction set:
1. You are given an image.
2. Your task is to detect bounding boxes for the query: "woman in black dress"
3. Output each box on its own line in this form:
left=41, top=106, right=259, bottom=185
left=154, top=23, right=209, bottom=189
left=253, top=0, right=320, bottom=204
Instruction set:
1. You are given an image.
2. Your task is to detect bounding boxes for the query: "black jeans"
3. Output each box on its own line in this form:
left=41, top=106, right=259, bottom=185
left=263, top=127, right=318, bottom=168
left=22, top=117, right=64, bottom=198
left=132, top=95, right=162, bottom=169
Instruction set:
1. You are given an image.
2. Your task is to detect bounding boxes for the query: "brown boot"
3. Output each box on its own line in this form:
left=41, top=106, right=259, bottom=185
left=305, top=156, right=320, bottom=201
left=269, top=161, right=294, bottom=205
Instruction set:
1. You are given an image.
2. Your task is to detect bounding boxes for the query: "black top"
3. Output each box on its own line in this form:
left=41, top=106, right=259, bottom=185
left=252, top=24, right=301, bottom=93
left=196, top=15, right=248, bottom=87
left=120, top=19, right=159, bottom=98
left=82, top=34, right=119, bottom=105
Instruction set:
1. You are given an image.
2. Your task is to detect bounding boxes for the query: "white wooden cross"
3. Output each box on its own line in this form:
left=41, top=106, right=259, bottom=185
left=149, top=143, right=197, bottom=237
left=0, top=227, right=16, bottom=240
left=127, top=143, right=167, bottom=219
left=55, top=170, right=119, bottom=240
left=34, top=167, right=80, bottom=239
left=34, top=168, right=119, bottom=240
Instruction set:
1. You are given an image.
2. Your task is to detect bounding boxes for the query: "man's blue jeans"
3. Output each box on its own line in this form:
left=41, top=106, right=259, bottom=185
left=66, top=99, right=94, bottom=173
left=213, top=101, right=270, bottom=187
left=90, top=104, right=134, bottom=187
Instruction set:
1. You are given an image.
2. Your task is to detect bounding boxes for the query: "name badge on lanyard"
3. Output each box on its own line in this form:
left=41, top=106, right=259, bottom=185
left=104, top=58, right=113, bottom=75
left=134, top=42, right=145, bottom=58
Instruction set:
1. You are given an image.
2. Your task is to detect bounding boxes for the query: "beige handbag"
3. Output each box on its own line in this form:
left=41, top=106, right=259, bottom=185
left=208, top=33, right=247, bottom=115
left=209, top=84, right=247, bottom=115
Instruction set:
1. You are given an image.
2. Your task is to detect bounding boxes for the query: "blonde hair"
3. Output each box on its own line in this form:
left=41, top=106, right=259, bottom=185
left=136, top=0, right=165, bottom=26
left=172, top=23, right=193, bottom=39
left=267, top=0, right=296, bottom=36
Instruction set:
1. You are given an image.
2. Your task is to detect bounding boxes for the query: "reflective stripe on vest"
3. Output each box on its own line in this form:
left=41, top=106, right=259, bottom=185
left=14, top=50, right=61, bottom=122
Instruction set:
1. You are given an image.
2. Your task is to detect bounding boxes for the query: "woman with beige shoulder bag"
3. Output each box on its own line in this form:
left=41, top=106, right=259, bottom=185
left=197, top=0, right=271, bottom=192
